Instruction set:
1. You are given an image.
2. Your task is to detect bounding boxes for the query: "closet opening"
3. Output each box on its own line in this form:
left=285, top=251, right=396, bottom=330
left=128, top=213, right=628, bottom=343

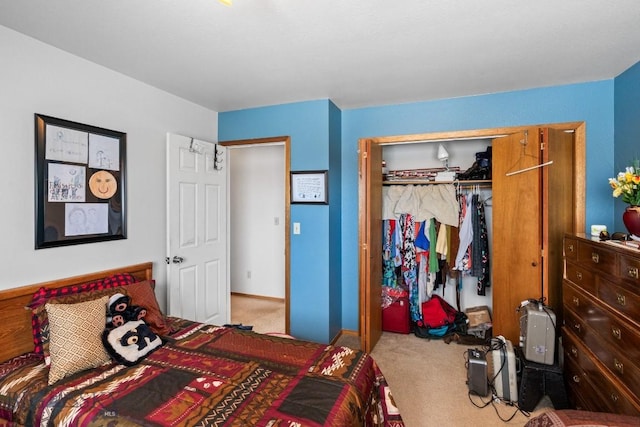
left=358, top=123, right=585, bottom=352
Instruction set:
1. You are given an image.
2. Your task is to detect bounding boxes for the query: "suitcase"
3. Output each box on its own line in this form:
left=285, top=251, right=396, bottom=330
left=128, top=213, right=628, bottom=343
left=382, top=297, right=410, bottom=334
left=488, top=338, right=518, bottom=403
left=519, top=303, right=556, bottom=365
left=467, top=348, right=489, bottom=396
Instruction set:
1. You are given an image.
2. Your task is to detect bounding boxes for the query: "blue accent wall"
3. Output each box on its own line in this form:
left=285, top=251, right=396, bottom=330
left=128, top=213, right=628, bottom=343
left=614, top=61, right=640, bottom=230
left=219, top=63, right=640, bottom=341
left=340, top=81, right=614, bottom=330
left=219, top=100, right=335, bottom=343
left=328, top=101, right=343, bottom=338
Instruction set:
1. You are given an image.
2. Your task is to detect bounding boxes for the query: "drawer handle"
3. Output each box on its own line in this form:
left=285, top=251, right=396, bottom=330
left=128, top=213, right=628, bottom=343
left=627, top=266, right=639, bottom=279
left=572, top=375, right=580, bottom=383
left=616, top=293, right=626, bottom=306
left=614, top=358, right=624, bottom=374
left=610, top=393, right=619, bottom=403
left=573, top=323, right=581, bottom=332
left=592, top=252, right=599, bottom=263
left=570, top=347, right=578, bottom=357
left=568, top=244, right=575, bottom=253
left=576, top=272, right=583, bottom=281
left=612, top=327, right=622, bottom=340
left=572, top=296, right=580, bottom=307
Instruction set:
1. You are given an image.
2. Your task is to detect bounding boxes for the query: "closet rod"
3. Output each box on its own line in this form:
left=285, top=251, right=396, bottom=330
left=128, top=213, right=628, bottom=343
left=384, top=180, right=491, bottom=187
left=456, top=180, right=492, bottom=188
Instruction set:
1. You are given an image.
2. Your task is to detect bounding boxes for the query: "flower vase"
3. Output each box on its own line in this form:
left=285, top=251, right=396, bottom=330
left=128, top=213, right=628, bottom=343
left=622, top=206, right=640, bottom=237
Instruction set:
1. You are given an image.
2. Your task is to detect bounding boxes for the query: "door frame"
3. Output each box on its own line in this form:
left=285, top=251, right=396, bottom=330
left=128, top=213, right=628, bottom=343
left=358, top=122, right=586, bottom=352
left=218, top=136, right=291, bottom=334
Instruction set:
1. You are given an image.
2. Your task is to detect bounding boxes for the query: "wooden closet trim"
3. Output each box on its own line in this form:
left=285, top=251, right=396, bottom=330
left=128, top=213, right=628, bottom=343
left=358, top=122, right=585, bottom=352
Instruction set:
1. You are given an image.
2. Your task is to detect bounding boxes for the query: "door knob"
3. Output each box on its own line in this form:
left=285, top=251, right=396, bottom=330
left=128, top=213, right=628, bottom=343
left=172, top=256, right=185, bottom=264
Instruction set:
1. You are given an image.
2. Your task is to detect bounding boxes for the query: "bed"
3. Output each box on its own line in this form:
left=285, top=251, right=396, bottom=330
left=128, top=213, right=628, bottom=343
left=0, top=263, right=403, bottom=426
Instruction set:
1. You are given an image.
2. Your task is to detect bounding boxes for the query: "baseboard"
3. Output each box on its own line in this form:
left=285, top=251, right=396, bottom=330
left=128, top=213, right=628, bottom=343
left=330, top=329, right=359, bottom=346
left=230, top=292, right=284, bottom=303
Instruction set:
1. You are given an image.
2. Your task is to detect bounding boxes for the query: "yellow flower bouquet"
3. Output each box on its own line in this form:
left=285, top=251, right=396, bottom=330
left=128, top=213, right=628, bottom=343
left=609, top=163, right=640, bottom=206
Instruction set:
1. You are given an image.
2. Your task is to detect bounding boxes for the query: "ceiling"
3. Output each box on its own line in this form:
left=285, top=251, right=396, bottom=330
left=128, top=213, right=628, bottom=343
left=1, top=0, right=639, bottom=112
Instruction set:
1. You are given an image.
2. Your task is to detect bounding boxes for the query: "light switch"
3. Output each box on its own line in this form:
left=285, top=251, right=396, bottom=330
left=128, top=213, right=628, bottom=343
left=293, top=222, right=301, bottom=234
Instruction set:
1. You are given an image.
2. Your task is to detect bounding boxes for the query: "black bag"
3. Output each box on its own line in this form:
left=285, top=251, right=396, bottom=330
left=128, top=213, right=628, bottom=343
left=457, top=146, right=492, bottom=180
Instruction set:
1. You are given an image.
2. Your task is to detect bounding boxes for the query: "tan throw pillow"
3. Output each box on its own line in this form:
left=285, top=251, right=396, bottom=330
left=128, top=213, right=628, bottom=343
left=46, top=296, right=111, bottom=385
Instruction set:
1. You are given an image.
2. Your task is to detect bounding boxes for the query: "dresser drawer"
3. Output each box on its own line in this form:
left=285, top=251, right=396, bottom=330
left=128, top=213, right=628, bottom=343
left=577, top=240, right=617, bottom=276
left=589, top=306, right=640, bottom=361
left=563, top=234, right=640, bottom=416
left=598, top=275, right=640, bottom=324
left=563, top=307, right=587, bottom=342
left=563, top=327, right=605, bottom=386
left=619, top=254, right=640, bottom=284
left=591, top=339, right=640, bottom=402
left=565, top=261, right=596, bottom=295
left=563, top=352, right=601, bottom=412
left=563, top=328, right=640, bottom=416
left=564, top=236, right=578, bottom=261
left=563, top=329, right=613, bottom=413
left=563, top=281, right=593, bottom=320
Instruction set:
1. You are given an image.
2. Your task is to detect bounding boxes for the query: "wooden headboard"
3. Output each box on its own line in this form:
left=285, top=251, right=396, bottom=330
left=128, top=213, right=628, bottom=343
left=0, top=262, right=153, bottom=363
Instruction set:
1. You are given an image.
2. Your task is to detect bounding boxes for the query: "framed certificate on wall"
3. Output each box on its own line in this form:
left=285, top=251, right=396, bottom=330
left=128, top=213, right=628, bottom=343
left=290, top=170, right=328, bottom=204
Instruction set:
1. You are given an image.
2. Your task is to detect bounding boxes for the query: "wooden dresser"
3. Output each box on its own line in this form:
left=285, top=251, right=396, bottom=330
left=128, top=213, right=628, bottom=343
left=562, top=233, right=640, bottom=415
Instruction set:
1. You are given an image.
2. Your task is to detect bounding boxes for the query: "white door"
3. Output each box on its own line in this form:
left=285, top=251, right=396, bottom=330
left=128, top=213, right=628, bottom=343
left=166, top=133, right=228, bottom=325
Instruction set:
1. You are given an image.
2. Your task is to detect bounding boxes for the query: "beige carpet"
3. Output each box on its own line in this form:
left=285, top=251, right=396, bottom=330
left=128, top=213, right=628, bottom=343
left=230, top=293, right=285, bottom=334
left=369, top=332, right=553, bottom=427
left=231, top=295, right=554, bottom=426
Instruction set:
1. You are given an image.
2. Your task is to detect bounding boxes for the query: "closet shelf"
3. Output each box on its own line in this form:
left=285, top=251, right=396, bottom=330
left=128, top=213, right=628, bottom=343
left=382, top=179, right=492, bottom=186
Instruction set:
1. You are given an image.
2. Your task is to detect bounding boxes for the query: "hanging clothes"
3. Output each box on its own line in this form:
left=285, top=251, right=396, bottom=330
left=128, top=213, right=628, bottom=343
left=435, top=223, right=448, bottom=258
left=428, top=218, right=439, bottom=273
left=471, top=195, right=482, bottom=276
left=393, top=218, right=403, bottom=267
left=380, top=182, right=479, bottom=326
left=434, top=223, right=449, bottom=292
left=414, top=219, right=430, bottom=251
left=414, top=222, right=430, bottom=307
left=382, top=186, right=406, bottom=219
left=471, top=195, right=491, bottom=295
left=382, top=184, right=459, bottom=226
left=399, top=214, right=421, bottom=322
left=454, top=195, right=473, bottom=271
left=382, top=220, right=397, bottom=289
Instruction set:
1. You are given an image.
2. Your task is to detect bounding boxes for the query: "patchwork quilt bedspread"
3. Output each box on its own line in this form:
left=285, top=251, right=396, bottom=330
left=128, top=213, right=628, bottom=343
left=0, top=318, right=403, bottom=426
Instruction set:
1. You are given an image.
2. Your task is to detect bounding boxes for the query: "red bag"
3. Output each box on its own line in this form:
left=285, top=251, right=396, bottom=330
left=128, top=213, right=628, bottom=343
left=421, top=295, right=457, bottom=328
left=382, top=297, right=410, bottom=334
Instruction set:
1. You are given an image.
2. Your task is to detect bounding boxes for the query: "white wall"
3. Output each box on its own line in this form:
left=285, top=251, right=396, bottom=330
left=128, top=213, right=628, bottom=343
left=382, top=139, right=492, bottom=171
left=228, top=144, right=285, bottom=298
left=0, top=26, right=218, bottom=311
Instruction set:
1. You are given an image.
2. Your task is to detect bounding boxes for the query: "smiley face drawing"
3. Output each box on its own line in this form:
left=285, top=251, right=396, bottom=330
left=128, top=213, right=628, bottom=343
left=89, top=170, right=117, bottom=199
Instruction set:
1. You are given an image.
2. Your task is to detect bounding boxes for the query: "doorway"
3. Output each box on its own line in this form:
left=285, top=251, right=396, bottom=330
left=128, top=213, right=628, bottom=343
left=358, top=123, right=586, bottom=352
left=219, top=136, right=291, bottom=334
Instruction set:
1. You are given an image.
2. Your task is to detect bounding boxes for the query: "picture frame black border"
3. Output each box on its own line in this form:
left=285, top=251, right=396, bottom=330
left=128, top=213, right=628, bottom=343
left=34, top=113, right=127, bottom=249
left=290, top=170, right=329, bottom=204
